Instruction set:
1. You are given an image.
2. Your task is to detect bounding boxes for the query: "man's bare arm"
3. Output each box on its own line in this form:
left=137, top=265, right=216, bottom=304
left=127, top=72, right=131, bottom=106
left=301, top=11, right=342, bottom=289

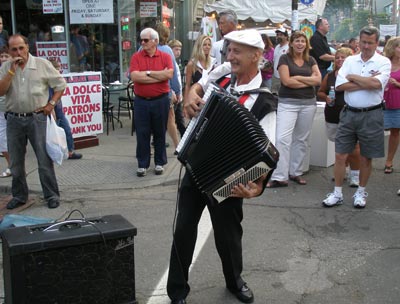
left=346, top=74, right=382, bottom=90
left=130, top=68, right=173, bottom=84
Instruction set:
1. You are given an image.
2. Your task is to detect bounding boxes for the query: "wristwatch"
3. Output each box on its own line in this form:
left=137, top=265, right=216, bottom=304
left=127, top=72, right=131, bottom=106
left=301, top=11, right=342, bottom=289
left=49, top=100, right=57, bottom=106
left=146, top=70, right=151, bottom=77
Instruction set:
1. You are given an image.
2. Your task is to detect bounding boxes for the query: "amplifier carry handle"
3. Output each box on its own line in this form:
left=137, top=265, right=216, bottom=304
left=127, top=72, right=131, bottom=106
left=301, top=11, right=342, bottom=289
left=42, top=219, right=87, bottom=232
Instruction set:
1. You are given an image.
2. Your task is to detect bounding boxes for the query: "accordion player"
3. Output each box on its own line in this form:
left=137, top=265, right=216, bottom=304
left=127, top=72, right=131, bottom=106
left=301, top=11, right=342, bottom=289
left=176, top=81, right=279, bottom=204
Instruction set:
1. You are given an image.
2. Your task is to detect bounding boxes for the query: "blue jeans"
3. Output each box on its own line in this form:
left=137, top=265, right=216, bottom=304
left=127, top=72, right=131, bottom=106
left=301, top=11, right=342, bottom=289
left=55, top=103, right=74, bottom=152
left=134, top=95, right=170, bottom=168
left=7, top=112, right=60, bottom=203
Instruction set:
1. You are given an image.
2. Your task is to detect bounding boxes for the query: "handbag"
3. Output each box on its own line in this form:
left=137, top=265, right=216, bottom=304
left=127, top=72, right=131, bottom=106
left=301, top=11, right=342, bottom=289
left=46, top=114, right=68, bottom=165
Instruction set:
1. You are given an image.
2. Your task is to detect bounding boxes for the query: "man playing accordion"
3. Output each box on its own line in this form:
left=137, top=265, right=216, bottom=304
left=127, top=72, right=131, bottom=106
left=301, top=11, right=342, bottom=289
left=167, top=29, right=277, bottom=304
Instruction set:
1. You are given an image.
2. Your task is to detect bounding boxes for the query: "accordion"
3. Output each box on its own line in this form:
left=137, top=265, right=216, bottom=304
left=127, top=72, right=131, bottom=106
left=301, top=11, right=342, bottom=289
left=176, top=84, right=279, bottom=203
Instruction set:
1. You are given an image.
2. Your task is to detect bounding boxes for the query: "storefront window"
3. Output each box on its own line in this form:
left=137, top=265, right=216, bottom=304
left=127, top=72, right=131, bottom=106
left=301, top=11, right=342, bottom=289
left=13, top=0, right=64, bottom=56
left=0, top=0, right=177, bottom=83
left=5, top=0, right=119, bottom=82
left=135, top=0, right=175, bottom=45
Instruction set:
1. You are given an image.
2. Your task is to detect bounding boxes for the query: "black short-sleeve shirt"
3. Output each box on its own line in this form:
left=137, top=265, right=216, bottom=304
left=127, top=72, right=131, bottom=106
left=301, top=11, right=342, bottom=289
left=310, top=31, right=331, bottom=70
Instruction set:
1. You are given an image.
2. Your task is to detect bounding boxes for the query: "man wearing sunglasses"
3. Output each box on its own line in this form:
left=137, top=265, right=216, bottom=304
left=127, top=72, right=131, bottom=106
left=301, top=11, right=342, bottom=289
left=0, top=34, right=66, bottom=209
left=130, top=28, right=174, bottom=177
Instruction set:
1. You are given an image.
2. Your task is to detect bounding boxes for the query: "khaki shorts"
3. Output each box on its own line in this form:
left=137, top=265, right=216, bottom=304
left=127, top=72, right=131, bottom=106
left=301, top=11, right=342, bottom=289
left=335, top=108, right=384, bottom=158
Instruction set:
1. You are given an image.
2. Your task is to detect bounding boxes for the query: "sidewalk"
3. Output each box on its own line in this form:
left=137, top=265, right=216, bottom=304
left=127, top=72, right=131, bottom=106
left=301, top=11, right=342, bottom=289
left=0, top=116, right=397, bottom=202
left=0, top=115, right=182, bottom=196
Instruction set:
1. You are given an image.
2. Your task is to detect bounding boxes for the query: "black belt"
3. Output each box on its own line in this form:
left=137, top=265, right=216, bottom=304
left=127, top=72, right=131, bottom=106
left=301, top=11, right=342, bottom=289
left=6, top=111, right=43, bottom=117
left=344, top=103, right=383, bottom=113
left=136, top=93, right=169, bottom=101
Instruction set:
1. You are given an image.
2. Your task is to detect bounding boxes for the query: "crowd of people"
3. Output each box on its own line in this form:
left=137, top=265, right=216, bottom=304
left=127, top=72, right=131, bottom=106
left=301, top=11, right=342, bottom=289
left=125, top=10, right=396, bottom=304
left=131, top=12, right=396, bottom=304
left=0, top=9, right=398, bottom=304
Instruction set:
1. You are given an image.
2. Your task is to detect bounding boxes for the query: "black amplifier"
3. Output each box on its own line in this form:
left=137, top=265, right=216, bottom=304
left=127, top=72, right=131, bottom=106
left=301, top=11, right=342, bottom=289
left=1, top=214, right=137, bottom=304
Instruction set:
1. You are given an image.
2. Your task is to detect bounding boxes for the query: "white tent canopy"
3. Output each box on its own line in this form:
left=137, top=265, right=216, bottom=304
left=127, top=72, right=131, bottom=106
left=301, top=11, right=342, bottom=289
left=204, top=0, right=327, bottom=23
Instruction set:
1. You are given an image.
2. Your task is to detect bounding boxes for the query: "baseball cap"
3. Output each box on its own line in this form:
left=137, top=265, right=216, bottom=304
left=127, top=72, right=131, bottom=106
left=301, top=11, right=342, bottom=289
left=275, top=27, right=289, bottom=36
left=224, top=29, right=265, bottom=50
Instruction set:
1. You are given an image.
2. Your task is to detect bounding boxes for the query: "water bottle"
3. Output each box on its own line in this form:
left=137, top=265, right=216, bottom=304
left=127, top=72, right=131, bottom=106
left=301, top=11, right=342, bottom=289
left=328, top=86, right=335, bottom=107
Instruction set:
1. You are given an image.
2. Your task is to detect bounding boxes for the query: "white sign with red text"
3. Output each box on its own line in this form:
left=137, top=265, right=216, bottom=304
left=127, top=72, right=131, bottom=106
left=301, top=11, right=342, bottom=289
left=43, top=0, right=63, bottom=14
left=61, top=72, right=103, bottom=138
left=36, top=41, right=69, bottom=74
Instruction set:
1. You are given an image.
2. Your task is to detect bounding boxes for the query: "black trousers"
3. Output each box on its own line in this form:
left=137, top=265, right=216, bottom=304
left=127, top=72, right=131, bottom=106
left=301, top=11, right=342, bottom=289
left=167, top=172, right=245, bottom=300
left=174, top=102, right=186, bottom=137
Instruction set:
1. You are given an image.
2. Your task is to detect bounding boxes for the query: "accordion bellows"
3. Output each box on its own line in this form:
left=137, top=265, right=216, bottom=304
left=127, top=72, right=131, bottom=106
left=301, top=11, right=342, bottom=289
left=177, top=90, right=279, bottom=203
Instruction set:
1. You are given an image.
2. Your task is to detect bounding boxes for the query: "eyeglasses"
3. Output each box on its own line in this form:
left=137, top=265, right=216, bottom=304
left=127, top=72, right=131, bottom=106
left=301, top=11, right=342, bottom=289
left=141, top=38, right=152, bottom=43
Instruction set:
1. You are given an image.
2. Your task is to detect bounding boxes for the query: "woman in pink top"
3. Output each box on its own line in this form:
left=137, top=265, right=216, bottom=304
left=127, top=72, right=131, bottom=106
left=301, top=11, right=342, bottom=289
left=260, top=34, right=274, bottom=90
left=383, top=37, right=400, bottom=174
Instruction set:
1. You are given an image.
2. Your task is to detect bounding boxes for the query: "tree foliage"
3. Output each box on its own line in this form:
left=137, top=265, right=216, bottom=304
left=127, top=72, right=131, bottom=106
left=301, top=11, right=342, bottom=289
left=324, top=0, right=354, bottom=12
left=332, top=10, right=391, bottom=42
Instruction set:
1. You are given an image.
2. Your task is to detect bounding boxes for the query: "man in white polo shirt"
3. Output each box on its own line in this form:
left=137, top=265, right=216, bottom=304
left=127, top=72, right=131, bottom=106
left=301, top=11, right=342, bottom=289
left=322, top=26, right=391, bottom=209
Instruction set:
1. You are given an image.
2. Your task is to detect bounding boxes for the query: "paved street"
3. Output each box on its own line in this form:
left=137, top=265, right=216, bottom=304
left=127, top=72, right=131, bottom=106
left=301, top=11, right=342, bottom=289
left=0, top=115, right=399, bottom=304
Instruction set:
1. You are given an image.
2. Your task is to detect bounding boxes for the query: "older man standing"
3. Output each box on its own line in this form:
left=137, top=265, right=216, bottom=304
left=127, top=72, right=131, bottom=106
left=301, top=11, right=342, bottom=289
left=211, top=9, right=238, bottom=65
left=130, top=28, right=173, bottom=177
left=0, top=34, right=66, bottom=209
left=322, top=27, right=391, bottom=209
left=310, top=18, right=335, bottom=79
left=167, top=29, right=277, bottom=304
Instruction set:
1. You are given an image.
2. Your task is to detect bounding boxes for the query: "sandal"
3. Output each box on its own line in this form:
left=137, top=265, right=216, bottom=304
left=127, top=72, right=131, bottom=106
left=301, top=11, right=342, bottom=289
left=266, top=180, right=288, bottom=188
left=0, top=168, right=11, bottom=178
left=384, top=165, right=393, bottom=174
left=289, top=175, right=307, bottom=185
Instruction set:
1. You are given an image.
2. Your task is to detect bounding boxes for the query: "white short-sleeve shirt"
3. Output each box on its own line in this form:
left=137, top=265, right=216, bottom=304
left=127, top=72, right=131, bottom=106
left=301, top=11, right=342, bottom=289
left=335, top=52, right=391, bottom=108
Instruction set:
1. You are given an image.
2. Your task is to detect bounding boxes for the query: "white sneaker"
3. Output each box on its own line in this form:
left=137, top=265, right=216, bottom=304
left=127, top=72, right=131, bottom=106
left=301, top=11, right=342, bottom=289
left=349, top=175, right=359, bottom=188
left=322, top=192, right=343, bottom=207
left=155, top=165, right=164, bottom=175
left=353, top=191, right=368, bottom=209
left=137, top=168, right=147, bottom=177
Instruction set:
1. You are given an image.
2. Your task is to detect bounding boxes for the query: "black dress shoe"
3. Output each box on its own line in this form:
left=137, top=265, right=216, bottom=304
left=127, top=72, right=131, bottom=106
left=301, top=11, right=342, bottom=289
left=6, top=198, right=26, bottom=210
left=68, top=152, right=82, bottom=160
left=48, top=200, right=60, bottom=209
left=171, top=299, right=186, bottom=304
left=229, top=283, right=254, bottom=303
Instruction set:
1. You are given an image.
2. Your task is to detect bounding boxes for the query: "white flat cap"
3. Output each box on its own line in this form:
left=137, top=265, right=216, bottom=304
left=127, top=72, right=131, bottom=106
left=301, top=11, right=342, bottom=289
left=224, top=29, right=265, bottom=50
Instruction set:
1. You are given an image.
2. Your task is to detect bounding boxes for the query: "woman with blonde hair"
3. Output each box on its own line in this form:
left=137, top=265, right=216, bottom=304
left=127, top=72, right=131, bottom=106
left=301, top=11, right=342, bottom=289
left=184, top=35, right=216, bottom=100
left=383, top=37, right=400, bottom=174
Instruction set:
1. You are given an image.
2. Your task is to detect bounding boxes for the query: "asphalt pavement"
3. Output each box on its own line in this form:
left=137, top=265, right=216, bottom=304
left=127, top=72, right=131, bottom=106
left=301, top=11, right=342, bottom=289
left=0, top=115, right=399, bottom=304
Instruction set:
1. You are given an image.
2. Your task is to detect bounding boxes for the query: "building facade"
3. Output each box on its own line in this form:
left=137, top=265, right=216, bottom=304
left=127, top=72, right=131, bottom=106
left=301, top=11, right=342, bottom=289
left=0, top=0, right=188, bottom=82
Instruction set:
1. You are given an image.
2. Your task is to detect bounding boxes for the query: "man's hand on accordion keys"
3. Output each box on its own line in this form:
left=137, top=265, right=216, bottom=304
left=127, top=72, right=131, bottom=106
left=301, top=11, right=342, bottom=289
left=184, top=84, right=206, bottom=119
left=230, top=175, right=267, bottom=199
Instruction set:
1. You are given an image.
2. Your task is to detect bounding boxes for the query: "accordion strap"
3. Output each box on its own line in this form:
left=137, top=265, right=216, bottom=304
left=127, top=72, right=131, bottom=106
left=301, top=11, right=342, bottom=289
left=215, top=75, right=277, bottom=121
